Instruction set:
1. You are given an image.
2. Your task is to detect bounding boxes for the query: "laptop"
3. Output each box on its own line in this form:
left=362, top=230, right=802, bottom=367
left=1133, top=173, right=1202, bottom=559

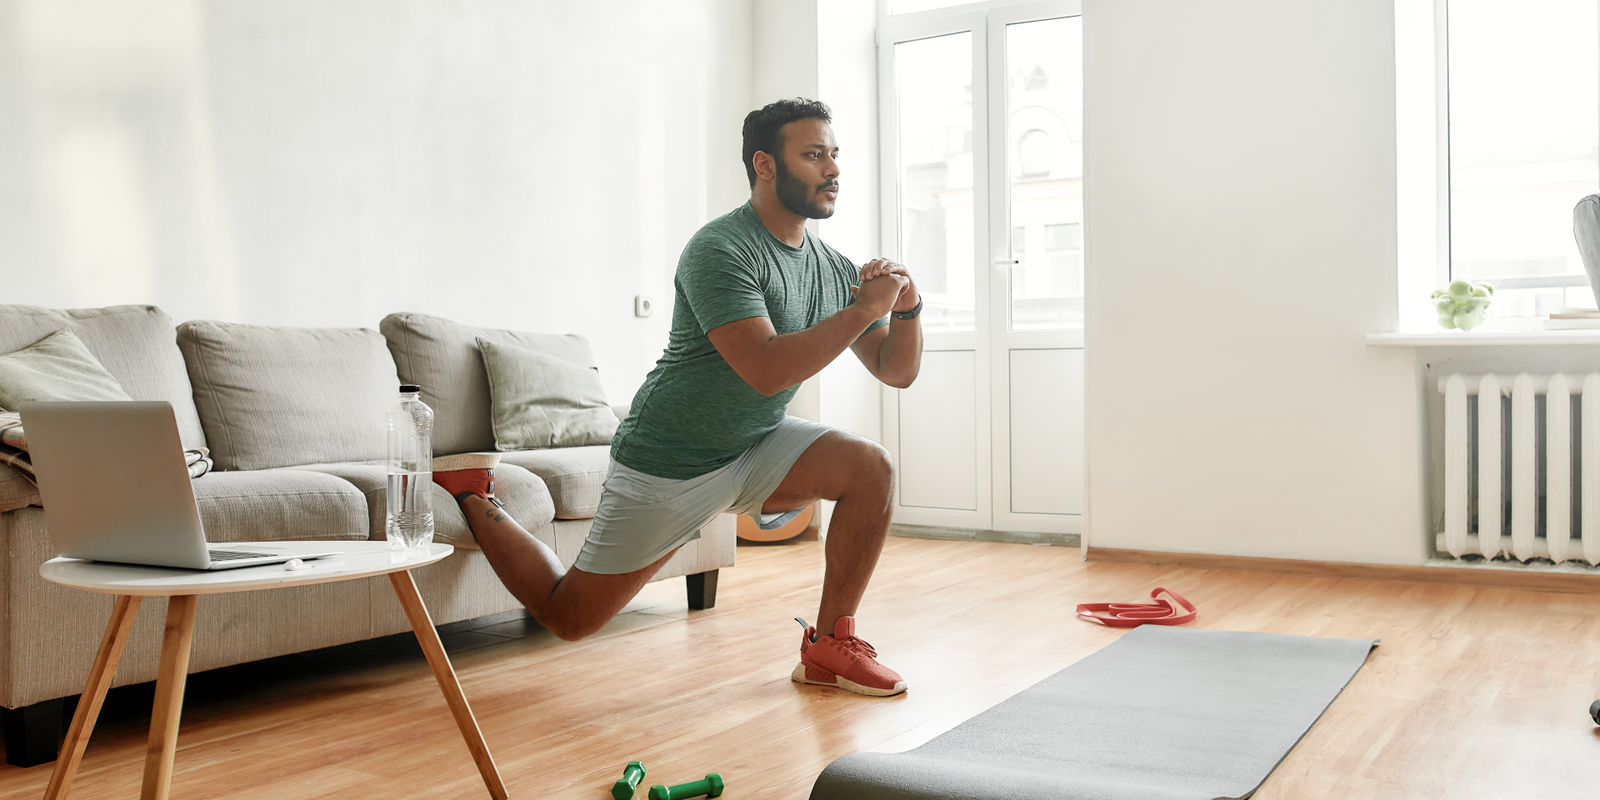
left=20, top=401, right=341, bottom=570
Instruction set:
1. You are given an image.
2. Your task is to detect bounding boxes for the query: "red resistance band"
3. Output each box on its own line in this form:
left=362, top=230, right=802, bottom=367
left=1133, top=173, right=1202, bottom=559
left=1076, top=587, right=1197, bottom=628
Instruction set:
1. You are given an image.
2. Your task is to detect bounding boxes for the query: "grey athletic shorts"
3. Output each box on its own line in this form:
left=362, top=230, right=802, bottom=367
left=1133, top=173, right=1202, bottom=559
left=575, top=416, right=833, bottom=575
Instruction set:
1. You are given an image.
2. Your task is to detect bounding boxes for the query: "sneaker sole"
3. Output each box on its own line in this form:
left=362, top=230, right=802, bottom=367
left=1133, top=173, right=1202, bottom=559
left=790, top=662, right=907, bottom=697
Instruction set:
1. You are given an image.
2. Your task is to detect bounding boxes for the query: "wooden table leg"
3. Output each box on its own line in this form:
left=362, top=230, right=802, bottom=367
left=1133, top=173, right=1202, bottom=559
left=44, top=595, right=142, bottom=800
left=388, top=570, right=508, bottom=800
left=140, top=595, right=197, bottom=800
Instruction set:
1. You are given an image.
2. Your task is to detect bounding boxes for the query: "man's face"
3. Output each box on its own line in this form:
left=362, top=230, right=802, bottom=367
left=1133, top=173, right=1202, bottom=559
left=772, top=118, right=840, bottom=220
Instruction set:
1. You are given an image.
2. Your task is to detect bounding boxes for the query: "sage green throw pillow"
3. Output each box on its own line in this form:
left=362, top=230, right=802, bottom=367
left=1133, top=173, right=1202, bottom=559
left=0, top=328, right=132, bottom=410
left=478, top=337, right=617, bottom=450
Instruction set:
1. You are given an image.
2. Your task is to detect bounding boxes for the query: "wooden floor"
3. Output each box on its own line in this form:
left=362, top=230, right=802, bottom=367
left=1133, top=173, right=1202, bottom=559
left=4, top=536, right=1599, bottom=800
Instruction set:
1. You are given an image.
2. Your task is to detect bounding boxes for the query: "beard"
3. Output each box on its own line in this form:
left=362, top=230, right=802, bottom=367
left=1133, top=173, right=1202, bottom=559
left=775, top=156, right=835, bottom=220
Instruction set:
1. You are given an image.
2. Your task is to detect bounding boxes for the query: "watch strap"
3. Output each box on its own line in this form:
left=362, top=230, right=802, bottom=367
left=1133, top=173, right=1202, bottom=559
left=891, top=295, right=923, bottom=321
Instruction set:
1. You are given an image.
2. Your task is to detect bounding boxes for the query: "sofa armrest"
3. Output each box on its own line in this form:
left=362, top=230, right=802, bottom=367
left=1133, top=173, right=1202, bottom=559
left=611, top=403, right=630, bottom=422
left=0, top=462, right=39, bottom=513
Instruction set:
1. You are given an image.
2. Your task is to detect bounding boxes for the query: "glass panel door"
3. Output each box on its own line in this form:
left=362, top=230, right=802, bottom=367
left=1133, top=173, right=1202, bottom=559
left=880, top=9, right=991, bottom=531
left=1002, top=15, right=1084, bottom=331
left=880, top=1, right=1080, bottom=536
left=895, top=32, right=977, bottom=333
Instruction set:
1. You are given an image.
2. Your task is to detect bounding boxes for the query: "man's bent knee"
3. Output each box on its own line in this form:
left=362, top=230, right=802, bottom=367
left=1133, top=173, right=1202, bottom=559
left=531, top=594, right=625, bottom=642
left=528, top=555, right=675, bottom=641
left=862, top=439, right=893, bottom=480
left=850, top=439, right=894, bottom=499
left=535, top=610, right=606, bottom=642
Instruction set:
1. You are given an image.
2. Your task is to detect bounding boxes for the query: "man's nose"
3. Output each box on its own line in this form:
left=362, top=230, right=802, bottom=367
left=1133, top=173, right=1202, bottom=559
left=824, top=155, right=840, bottom=179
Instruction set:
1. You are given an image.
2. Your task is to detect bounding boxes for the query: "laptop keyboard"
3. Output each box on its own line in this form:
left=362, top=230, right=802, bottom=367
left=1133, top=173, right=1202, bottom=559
left=208, top=549, right=269, bottom=562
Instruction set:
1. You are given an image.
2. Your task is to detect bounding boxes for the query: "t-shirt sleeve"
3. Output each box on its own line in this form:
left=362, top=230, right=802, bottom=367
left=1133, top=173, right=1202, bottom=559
left=678, top=240, right=769, bottom=334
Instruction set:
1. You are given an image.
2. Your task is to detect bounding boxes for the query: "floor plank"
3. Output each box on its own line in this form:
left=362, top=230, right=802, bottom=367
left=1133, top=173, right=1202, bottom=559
left=3, top=537, right=1598, bottom=799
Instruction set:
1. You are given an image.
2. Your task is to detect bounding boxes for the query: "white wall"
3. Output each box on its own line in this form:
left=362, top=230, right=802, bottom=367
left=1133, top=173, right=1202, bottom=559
left=753, top=0, right=825, bottom=425
left=0, top=0, right=756, bottom=404
left=1084, top=0, right=1429, bottom=564
left=754, top=0, right=819, bottom=105
left=753, top=0, right=885, bottom=444
left=748, top=0, right=881, bottom=536
left=814, top=0, right=885, bottom=445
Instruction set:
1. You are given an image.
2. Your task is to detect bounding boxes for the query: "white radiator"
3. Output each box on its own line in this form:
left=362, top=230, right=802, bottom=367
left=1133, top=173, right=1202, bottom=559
left=1437, top=373, right=1600, bottom=565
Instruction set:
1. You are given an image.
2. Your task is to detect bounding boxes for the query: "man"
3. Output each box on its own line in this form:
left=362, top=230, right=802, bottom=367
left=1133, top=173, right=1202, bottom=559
left=433, top=98, right=923, bottom=697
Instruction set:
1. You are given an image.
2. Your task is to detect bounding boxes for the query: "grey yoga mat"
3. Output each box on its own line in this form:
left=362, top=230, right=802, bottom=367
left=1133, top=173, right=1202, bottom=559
left=810, top=625, right=1377, bottom=800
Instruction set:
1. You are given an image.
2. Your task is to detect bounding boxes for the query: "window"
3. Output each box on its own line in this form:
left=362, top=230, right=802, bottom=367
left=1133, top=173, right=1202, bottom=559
left=881, top=2, right=1082, bottom=333
left=1446, top=0, right=1599, bottom=317
left=1018, top=129, right=1053, bottom=177
left=888, top=0, right=979, bottom=15
left=1045, top=222, right=1082, bottom=298
left=892, top=31, right=975, bottom=330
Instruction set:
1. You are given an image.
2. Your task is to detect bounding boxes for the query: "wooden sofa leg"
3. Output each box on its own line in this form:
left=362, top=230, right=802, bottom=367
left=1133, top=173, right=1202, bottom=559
left=686, top=570, right=719, bottom=611
left=2, top=697, right=67, bottom=767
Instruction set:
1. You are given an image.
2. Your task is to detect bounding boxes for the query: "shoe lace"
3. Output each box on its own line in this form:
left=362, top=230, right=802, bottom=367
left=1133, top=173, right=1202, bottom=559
left=839, top=635, right=878, bottom=660
left=795, top=618, right=880, bottom=659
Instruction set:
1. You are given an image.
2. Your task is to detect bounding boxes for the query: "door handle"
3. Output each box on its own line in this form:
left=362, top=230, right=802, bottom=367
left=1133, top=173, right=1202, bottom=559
left=991, top=258, right=1019, bottom=273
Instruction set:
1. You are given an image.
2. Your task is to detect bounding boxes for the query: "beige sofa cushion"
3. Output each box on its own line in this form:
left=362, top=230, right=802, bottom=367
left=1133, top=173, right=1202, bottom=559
left=0, top=305, right=206, bottom=449
left=192, top=470, right=370, bottom=543
left=0, top=329, right=133, bottom=409
left=498, top=446, right=608, bottom=520
left=478, top=338, right=618, bottom=450
left=381, top=312, right=597, bottom=455
left=287, top=462, right=556, bottom=549
left=178, top=322, right=399, bottom=471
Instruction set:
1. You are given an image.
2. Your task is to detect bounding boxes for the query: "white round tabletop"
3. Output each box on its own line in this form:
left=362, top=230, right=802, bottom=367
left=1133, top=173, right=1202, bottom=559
left=40, top=541, right=453, bottom=596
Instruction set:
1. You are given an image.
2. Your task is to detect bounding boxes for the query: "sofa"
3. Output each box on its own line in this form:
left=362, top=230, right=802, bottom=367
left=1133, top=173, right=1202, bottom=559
left=0, top=304, right=736, bottom=767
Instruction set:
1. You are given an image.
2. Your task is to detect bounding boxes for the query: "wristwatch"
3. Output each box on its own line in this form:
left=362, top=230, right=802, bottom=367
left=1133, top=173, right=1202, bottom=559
left=891, top=295, right=923, bottom=321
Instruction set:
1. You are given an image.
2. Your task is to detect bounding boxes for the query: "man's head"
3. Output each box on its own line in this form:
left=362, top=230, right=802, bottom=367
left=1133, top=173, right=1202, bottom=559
left=742, top=98, right=839, bottom=220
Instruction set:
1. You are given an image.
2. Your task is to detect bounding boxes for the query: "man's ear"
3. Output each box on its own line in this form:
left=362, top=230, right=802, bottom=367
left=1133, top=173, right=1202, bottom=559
left=753, top=151, right=777, bottom=182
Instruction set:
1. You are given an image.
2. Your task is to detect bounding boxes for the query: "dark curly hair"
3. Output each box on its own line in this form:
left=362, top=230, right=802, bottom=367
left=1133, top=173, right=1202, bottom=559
left=741, top=98, right=832, bottom=188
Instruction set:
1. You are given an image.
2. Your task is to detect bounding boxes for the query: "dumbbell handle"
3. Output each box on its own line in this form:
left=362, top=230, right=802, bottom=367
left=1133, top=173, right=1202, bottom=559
left=612, top=761, right=647, bottom=800
left=648, top=773, right=724, bottom=800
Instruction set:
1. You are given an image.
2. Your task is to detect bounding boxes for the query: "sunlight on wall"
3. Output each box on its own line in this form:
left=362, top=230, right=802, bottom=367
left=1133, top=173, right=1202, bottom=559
left=14, top=0, right=240, bottom=320
left=44, top=127, right=155, bottom=305
left=3, top=0, right=756, bottom=403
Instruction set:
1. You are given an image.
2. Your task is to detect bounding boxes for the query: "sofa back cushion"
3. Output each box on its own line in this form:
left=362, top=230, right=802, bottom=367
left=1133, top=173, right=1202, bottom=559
left=178, top=321, right=399, bottom=470
left=0, top=329, right=133, bottom=408
left=0, top=305, right=207, bottom=449
left=381, top=312, right=597, bottom=455
left=478, top=338, right=618, bottom=451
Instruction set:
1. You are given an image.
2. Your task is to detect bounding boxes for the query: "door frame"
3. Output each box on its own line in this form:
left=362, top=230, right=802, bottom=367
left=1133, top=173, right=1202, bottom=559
left=878, top=0, right=1082, bottom=533
left=878, top=9, right=993, bottom=530
left=986, top=0, right=1083, bottom=535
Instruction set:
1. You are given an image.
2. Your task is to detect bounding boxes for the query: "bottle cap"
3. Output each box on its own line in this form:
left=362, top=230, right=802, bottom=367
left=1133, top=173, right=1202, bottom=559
left=399, top=384, right=421, bottom=393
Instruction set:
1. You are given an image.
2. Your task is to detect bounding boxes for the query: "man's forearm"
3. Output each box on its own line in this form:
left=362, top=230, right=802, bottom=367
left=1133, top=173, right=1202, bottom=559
left=747, top=304, right=883, bottom=395
left=873, top=317, right=923, bottom=389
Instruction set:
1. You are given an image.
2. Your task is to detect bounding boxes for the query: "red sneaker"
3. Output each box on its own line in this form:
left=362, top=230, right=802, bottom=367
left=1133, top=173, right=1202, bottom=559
left=431, top=454, right=504, bottom=507
left=791, top=616, right=907, bottom=697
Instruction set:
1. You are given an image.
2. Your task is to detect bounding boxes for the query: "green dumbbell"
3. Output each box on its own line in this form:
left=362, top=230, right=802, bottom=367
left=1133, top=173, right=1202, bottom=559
left=648, top=773, right=724, bottom=800
left=612, top=761, right=648, bottom=800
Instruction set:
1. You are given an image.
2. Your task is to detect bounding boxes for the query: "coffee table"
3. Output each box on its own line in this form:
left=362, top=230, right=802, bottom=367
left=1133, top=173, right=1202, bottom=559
left=38, top=541, right=507, bottom=800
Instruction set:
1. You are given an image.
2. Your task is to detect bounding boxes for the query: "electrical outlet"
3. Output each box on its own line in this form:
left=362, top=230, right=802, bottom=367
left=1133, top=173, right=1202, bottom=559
left=634, top=295, right=653, bottom=317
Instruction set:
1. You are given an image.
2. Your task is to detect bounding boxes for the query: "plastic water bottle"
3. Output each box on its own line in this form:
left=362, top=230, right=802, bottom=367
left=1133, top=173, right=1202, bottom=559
left=386, top=384, right=434, bottom=550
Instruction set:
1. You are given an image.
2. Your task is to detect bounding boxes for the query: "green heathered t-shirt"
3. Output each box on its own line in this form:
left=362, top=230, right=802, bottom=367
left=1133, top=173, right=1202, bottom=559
left=611, top=202, right=888, bottom=479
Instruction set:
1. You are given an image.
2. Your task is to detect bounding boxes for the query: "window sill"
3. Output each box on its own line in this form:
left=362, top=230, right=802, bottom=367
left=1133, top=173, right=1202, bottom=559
left=1367, top=329, right=1600, bottom=347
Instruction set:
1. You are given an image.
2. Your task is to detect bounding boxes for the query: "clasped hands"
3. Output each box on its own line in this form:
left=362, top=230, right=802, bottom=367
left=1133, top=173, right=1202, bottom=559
left=849, top=258, right=919, bottom=317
